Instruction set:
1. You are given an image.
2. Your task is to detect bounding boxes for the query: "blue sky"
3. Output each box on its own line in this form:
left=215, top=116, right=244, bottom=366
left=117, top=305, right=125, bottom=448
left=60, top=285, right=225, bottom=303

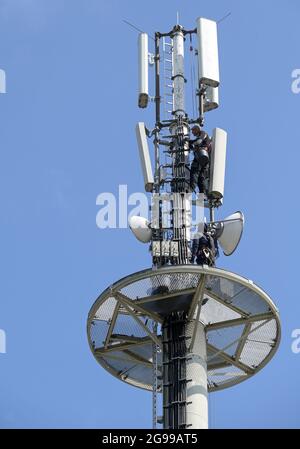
left=0, top=0, right=300, bottom=428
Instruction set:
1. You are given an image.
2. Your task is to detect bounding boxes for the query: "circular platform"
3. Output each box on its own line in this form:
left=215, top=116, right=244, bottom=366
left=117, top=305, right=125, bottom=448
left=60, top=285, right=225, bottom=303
left=87, top=265, right=281, bottom=392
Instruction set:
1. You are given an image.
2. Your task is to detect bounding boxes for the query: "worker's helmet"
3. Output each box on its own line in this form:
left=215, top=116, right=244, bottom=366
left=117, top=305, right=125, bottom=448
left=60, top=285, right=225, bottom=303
left=191, top=124, right=201, bottom=135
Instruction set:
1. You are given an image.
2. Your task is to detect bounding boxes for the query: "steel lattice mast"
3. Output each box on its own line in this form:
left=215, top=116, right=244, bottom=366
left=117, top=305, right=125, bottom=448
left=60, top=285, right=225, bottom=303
left=87, top=17, right=281, bottom=430
left=153, top=24, right=207, bottom=428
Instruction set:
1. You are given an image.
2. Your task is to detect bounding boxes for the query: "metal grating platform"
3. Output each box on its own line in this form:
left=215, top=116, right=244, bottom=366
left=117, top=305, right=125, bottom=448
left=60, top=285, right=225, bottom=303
left=87, top=265, right=281, bottom=392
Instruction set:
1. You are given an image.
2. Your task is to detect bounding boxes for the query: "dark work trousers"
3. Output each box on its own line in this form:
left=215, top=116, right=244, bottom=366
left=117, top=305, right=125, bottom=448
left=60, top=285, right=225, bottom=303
left=191, top=235, right=216, bottom=267
left=190, top=159, right=209, bottom=193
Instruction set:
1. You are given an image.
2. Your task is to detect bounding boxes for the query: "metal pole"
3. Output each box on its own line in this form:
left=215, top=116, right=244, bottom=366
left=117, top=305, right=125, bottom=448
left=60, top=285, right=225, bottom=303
left=170, top=25, right=190, bottom=263
left=155, top=32, right=161, bottom=124
left=152, top=322, right=158, bottom=429
left=161, top=24, right=208, bottom=430
left=198, top=84, right=205, bottom=127
left=154, top=32, right=161, bottom=194
left=186, top=320, right=208, bottom=428
left=172, top=26, right=185, bottom=118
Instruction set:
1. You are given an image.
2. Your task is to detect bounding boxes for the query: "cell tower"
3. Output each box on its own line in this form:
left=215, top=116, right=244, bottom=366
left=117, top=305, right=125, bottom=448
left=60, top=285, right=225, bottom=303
left=87, top=17, right=281, bottom=429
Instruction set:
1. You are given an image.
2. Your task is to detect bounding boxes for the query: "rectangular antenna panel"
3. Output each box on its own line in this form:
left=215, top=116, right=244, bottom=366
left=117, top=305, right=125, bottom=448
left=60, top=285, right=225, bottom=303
left=170, top=241, right=179, bottom=257
left=138, top=33, right=149, bottom=108
left=209, top=128, right=227, bottom=200
left=196, top=18, right=220, bottom=88
left=204, top=86, right=219, bottom=112
left=152, top=241, right=161, bottom=257
left=136, top=122, right=154, bottom=192
left=162, top=240, right=170, bottom=257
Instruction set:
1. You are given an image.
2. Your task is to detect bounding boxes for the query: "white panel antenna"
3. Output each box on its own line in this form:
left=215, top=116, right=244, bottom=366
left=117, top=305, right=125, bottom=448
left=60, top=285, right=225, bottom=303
left=196, top=18, right=220, bottom=88
left=138, top=33, right=149, bottom=108
left=135, top=122, right=154, bottom=192
left=204, top=86, right=219, bottom=112
left=209, top=127, right=227, bottom=200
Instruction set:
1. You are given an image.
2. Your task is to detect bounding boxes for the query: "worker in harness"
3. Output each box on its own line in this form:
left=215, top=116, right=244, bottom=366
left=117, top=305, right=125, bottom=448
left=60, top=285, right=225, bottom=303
left=189, top=124, right=211, bottom=195
left=190, top=223, right=219, bottom=267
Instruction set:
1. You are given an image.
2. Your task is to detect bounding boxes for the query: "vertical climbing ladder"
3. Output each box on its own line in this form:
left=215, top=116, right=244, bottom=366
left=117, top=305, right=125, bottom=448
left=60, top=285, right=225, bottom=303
left=162, top=37, right=174, bottom=119
left=152, top=322, right=159, bottom=429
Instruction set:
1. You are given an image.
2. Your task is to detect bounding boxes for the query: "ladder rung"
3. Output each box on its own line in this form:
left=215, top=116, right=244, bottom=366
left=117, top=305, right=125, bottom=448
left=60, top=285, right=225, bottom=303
left=165, top=59, right=172, bottom=63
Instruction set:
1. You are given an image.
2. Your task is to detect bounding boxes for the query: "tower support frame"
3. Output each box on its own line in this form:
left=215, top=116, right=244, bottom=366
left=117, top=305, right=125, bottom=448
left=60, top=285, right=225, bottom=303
left=87, top=18, right=281, bottom=431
